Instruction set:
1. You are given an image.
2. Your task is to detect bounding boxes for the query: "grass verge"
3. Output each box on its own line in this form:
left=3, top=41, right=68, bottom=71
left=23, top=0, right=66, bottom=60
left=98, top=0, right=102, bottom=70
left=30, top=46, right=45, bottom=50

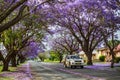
left=44, top=59, right=60, bottom=63
left=0, top=65, right=16, bottom=80
left=0, top=77, right=14, bottom=80
left=0, top=63, right=27, bottom=80
left=0, top=65, right=17, bottom=73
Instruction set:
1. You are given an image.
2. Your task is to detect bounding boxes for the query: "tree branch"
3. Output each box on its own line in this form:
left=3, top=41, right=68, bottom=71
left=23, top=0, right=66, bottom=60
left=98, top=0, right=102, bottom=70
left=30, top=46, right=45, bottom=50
left=0, top=5, right=29, bottom=33
left=0, top=0, right=27, bottom=23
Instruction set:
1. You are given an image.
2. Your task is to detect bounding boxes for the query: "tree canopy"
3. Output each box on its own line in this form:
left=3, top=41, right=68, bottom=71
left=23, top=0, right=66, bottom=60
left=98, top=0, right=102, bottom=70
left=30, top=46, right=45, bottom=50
left=0, top=0, right=120, bottom=70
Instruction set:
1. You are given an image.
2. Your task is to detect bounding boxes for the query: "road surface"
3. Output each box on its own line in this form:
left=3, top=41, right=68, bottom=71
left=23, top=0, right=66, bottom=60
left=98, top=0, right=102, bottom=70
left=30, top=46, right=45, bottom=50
left=29, top=61, right=120, bottom=80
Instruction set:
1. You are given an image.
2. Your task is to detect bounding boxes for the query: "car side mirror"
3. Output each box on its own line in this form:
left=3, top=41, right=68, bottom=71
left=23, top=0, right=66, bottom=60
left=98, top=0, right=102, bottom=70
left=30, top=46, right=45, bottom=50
left=67, top=57, right=69, bottom=59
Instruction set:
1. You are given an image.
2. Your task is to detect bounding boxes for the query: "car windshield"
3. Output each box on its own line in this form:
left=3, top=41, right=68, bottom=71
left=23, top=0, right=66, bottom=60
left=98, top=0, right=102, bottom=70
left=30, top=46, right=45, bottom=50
left=70, top=56, right=81, bottom=59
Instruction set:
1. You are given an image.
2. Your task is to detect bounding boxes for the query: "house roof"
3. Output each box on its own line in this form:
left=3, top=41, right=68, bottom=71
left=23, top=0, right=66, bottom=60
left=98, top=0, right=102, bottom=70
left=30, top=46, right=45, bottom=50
left=116, top=44, right=120, bottom=51
left=79, top=50, right=98, bottom=54
left=98, top=44, right=120, bottom=52
left=98, top=47, right=108, bottom=51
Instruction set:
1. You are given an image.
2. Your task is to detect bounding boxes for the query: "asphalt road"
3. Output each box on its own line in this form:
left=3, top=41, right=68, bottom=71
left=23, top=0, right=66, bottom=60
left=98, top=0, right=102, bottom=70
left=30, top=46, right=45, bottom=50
left=29, top=61, right=120, bottom=80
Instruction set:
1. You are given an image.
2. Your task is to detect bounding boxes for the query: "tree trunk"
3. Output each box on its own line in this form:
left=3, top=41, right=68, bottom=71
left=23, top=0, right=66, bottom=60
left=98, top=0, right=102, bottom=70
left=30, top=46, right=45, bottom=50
left=110, top=51, right=115, bottom=68
left=2, top=52, right=13, bottom=71
left=2, top=61, right=10, bottom=71
left=17, top=54, right=21, bottom=65
left=69, top=52, right=73, bottom=55
left=11, top=54, right=17, bottom=67
left=17, top=57, right=20, bottom=65
left=86, top=53, right=93, bottom=65
left=20, top=57, right=26, bottom=63
left=59, top=53, right=63, bottom=63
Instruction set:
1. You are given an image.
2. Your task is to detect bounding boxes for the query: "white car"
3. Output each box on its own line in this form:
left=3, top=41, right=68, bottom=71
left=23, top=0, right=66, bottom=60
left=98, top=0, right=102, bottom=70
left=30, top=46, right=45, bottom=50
left=63, top=55, right=84, bottom=68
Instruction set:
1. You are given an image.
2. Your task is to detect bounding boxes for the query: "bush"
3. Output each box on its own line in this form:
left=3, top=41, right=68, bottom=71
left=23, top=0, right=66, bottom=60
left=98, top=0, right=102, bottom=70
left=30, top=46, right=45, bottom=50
left=99, top=55, right=106, bottom=62
left=38, top=53, right=47, bottom=61
left=49, top=51, right=61, bottom=61
left=115, top=57, right=120, bottom=63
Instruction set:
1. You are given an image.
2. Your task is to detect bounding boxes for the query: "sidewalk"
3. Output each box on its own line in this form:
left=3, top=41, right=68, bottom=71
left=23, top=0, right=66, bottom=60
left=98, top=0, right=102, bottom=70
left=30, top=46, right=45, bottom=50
left=85, top=62, right=120, bottom=71
left=0, top=63, right=32, bottom=80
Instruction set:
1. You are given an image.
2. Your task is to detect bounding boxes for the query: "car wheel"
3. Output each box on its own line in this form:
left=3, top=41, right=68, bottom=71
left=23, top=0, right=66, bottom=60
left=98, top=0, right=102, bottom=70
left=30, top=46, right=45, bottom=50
left=70, top=65, right=73, bottom=68
left=81, top=66, right=84, bottom=69
left=64, top=64, right=67, bottom=68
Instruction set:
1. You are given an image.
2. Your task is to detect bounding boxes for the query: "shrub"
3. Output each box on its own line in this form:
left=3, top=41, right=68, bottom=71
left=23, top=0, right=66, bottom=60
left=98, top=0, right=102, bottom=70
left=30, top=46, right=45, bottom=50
left=99, top=55, right=106, bottom=62
left=49, top=51, right=61, bottom=61
left=115, top=57, right=120, bottom=63
left=38, top=53, right=47, bottom=61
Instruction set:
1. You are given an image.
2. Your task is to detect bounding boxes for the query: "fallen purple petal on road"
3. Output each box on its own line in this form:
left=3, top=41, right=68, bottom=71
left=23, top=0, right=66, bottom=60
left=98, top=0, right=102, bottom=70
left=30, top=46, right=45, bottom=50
left=0, top=63, right=32, bottom=80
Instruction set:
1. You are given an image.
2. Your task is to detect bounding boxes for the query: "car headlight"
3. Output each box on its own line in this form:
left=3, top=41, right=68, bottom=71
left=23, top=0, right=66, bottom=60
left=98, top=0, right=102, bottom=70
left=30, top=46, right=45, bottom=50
left=70, top=60, right=75, bottom=63
left=81, top=60, right=84, bottom=63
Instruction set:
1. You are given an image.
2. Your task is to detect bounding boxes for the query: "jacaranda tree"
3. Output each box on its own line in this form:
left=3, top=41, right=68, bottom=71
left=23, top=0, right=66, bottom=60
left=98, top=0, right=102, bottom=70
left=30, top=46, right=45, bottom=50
left=0, top=0, right=52, bottom=33
left=39, top=0, right=120, bottom=65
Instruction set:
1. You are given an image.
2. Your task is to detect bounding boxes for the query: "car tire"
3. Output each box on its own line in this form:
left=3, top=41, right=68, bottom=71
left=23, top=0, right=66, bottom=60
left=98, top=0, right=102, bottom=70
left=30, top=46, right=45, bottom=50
left=64, top=64, right=67, bottom=68
left=81, top=66, right=84, bottom=69
left=70, top=65, right=73, bottom=68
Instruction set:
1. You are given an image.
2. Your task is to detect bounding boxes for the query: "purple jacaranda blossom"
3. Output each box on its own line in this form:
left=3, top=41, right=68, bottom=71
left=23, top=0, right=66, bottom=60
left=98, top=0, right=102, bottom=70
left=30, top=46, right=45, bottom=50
left=38, top=0, right=120, bottom=65
left=22, top=41, right=44, bottom=58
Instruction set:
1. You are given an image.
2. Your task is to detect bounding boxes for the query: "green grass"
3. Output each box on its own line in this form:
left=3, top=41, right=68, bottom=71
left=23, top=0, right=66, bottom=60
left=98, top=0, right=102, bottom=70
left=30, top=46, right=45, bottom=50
left=0, top=66, right=17, bottom=72
left=0, top=62, right=28, bottom=80
left=0, top=65, right=16, bottom=80
left=0, top=66, right=2, bottom=72
left=0, top=77, right=14, bottom=80
left=0, top=61, right=27, bottom=72
left=44, top=59, right=59, bottom=63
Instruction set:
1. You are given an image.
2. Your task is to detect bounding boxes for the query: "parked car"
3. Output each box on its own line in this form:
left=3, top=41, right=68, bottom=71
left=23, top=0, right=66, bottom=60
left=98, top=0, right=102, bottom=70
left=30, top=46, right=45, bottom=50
left=63, top=55, right=84, bottom=68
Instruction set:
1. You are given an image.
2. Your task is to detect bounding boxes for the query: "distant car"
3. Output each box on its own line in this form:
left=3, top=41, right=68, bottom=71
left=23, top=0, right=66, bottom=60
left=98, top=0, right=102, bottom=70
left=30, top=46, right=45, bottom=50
left=63, top=55, right=84, bottom=68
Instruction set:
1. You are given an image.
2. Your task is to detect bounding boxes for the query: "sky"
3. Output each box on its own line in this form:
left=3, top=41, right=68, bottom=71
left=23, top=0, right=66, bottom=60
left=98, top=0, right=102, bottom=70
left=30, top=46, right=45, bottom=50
left=116, top=31, right=120, bottom=40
